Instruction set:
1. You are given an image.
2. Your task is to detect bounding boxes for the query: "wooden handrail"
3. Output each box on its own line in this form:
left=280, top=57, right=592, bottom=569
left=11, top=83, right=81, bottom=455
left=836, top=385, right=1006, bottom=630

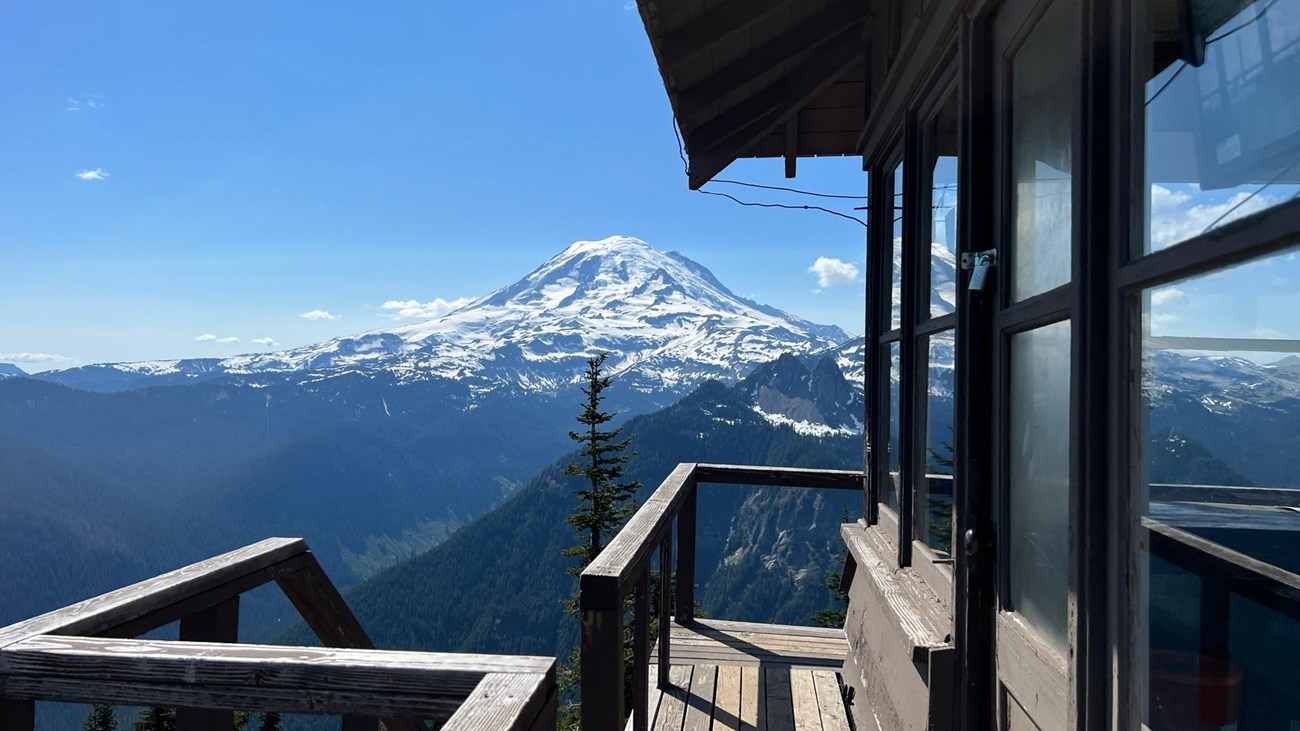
left=694, top=463, right=864, bottom=490
left=0, top=538, right=558, bottom=731
left=0, top=537, right=308, bottom=648
left=0, top=635, right=553, bottom=724
left=1143, top=517, right=1300, bottom=616
left=578, top=462, right=866, bottom=731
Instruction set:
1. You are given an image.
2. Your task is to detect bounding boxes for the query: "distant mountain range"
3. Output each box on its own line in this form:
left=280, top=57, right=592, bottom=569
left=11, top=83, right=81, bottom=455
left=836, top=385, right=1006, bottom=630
left=0, top=237, right=861, bottom=640
left=3, top=233, right=1297, bottom=695
left=28, top=236, right=849, bottom=401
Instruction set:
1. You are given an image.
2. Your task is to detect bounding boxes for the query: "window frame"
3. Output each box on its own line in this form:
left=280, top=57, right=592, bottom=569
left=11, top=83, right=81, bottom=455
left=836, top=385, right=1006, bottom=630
left=864, top=49, right=963, bottom=604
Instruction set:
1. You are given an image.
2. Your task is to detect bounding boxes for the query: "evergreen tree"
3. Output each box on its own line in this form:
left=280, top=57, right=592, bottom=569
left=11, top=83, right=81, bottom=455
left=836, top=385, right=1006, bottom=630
left=233, top=711, right=251, bottom=730
left=811, top=508, right=853, bottom=628
left=132, top=706, right=175, bottom=731
left=558, top=353, right=640, bottom=730
left=83, top=703, right=118, bottom=731
left=257, top=712, right=282, bottom=731
left=562, top=353, right=640, bottom=573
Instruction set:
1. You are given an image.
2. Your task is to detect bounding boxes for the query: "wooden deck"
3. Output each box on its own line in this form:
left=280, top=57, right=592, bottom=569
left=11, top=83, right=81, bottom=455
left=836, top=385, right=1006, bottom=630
left=640, top=618, right=851, bottom=731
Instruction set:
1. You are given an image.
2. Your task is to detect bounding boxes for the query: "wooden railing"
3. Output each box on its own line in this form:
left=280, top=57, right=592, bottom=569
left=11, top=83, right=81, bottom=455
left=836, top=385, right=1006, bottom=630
left=1144, top=516, right=1300, bottom=662
left=578, top=463, right=863, bottom=731
left=0, top=538, right=557, bottom=731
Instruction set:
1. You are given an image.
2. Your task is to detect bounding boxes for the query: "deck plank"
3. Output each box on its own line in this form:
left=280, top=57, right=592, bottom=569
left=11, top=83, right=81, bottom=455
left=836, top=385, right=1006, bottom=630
left=741, top=666, right=761, bottom=731
left=713, top=665, right=741, bottom=731
left=789, top=669, right=820, bottom=731
left=682, top=664, right=717, bottom=731
left=653, top=664, right=693, bottom=731
left=763, top=667, right=793, bottom=730
left=686, top=618, right=846, bottom=640
left=641, top=621, right=850, bottom=731
left=811, top=671, right=851, bottom=731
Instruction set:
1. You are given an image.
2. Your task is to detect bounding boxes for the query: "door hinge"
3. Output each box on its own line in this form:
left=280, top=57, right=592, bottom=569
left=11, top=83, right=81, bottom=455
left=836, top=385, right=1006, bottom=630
left=961, top=249, right=997, bottom=293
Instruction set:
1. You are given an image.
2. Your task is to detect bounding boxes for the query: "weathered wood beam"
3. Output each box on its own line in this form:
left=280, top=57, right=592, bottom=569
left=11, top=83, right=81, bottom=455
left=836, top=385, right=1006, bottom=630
left=674, top=486, right=697, bottom=627
left=443, top=672, right=557, bottom=731
left=176, top=597, right=239, bottom=731
left=658, top=0, right=790, bottom=72
left=275, top=551, right=375, bottom=649
left=694, top=463, right=865, bottom=490
left=677, top=0, right=866, bottom=124
left=0, top=635, right=554, bottom=722
left=785, top=117, right=798, bottom=178
left=0, top=538, right=307, bottom=649
left=579, top=607, right=624, bottom=731
left=582, top=462, right=697, bottom=597
left=688, top=30, right=866, bottom=189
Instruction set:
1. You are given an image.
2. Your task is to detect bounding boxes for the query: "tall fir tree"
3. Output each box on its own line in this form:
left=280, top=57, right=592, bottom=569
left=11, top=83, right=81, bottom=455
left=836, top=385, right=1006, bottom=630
left=132, top=706, right=174, bottom=731
left=83, top=703, right=118, bottom=731
left=257, top=712, right=282, bottom=731
left=562, top=353, right=640, bottom=574
left=558, top=353, right=640, bottom=730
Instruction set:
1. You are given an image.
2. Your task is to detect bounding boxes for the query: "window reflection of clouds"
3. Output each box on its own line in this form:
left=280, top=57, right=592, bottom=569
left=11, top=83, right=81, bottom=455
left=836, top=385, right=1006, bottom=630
left=1146, top=246, right=1300, bottom=363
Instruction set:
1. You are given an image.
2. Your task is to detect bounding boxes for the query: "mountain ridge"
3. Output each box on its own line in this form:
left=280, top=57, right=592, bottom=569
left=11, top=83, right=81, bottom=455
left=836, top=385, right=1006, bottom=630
left=34, top=236, right=851, bottom=398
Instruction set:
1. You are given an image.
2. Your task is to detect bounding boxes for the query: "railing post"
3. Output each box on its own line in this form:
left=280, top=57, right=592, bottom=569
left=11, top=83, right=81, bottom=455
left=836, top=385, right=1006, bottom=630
left=633, top=570, right=650, bottom=731
left=0, top=699, right=35, bottom=731
left=658, top=531, right=672, bottom=688
left=675, top=472, right=697, bottom=626
left=580, top=590, right=624, bottom=731
left=176, top=596, right=239, bottom=731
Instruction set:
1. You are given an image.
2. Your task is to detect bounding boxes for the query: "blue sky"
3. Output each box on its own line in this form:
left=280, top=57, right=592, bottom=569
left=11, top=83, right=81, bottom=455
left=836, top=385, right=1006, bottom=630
left=3, top=1, right=1298, bottom=373
left=0, top=1, right=869, bottom=371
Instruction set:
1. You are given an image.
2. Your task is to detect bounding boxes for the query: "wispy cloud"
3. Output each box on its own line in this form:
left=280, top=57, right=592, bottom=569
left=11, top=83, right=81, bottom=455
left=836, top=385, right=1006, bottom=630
left=808, top=257, right=860, bottom=288
left=65, top=94, right=104, bottom=112
left=380, top=297, right=473, bottom=320
left=251, top=337, right=279, bottom=347
left=0, top=352, right=76, bottom=365
left=196, top=333, right=240, bottom=344
left=300, top=309, right=340, bottom=321
left=75, top=168, right=110, bottom=181
left=1150, top=288, right=1187, bottom=307
left=1149, top=185, right=1277, bottom=250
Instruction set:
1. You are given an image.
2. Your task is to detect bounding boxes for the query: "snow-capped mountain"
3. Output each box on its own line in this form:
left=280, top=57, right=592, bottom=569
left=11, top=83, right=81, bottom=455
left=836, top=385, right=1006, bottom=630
left=0, top=363, right=27, bottom=379
left=38, top=236, right=849, bottom=398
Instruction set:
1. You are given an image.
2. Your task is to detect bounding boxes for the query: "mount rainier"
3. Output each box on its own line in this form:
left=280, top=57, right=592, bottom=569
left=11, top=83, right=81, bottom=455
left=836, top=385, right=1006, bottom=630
left=37, top=236, right=850, bottom=397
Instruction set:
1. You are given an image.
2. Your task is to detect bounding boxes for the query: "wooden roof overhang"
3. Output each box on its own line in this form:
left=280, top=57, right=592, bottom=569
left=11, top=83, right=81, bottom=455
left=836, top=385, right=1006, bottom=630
left=634, top=0, right=870, bottom=189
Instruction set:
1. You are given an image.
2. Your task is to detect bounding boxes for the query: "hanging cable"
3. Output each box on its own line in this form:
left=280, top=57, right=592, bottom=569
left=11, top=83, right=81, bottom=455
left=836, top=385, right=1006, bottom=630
left=672, top=116, right=868, bottom=228
left=697, top=189, right=868, bottom=228
left=711, top=179, right=868, bottom=200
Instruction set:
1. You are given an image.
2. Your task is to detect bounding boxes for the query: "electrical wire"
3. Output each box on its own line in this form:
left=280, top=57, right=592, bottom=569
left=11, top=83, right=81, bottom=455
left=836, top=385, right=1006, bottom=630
left=711, top=179, right=868, bottom=200
left=698, top=189, right=868, bottom=228
left=1199, top=157, right=1300, bottom=234
left=672, top=116, right=868, bottom=228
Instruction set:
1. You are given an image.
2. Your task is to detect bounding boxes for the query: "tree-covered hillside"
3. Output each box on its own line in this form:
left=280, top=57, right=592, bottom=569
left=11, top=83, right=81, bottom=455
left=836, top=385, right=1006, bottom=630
left=328, top=378, right=861, bottom=660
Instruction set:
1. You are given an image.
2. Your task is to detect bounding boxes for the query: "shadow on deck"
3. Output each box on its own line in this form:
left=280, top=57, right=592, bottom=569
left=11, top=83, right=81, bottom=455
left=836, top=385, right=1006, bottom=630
left=640, top=618, right=851, bottom=731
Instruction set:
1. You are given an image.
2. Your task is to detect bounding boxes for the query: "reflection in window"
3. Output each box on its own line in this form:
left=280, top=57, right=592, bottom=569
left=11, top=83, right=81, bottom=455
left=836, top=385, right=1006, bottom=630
left=890, top=162, right=905, bottom=330
left=1141, top=0, right=1300, bottom=254
left=928, top=96, right=960, bottom=319
left=884, top=341, right=901, bottom=512
left=1009, top=320, right=1071, bottom=653
left=917, top=331, right=955, bottom=555
left=1010, top=0, right=1074, bottom=301
left=1140, top=246, right=1300, bottom=730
